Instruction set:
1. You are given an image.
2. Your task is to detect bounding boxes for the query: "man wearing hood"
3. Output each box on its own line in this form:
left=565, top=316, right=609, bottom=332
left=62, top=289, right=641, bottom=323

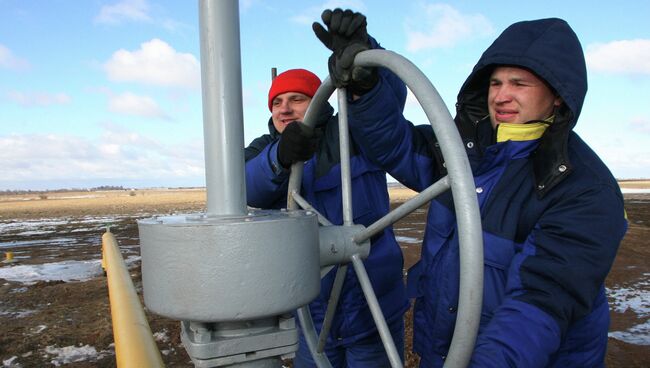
left=244, top=68, right=409, bottom=367
left=313, top=9, right=628, bottom=367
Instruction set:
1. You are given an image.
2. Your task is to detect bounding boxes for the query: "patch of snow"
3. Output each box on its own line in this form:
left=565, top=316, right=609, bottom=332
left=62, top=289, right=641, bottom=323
left=0, top=237, right=75, bottom=249
left=70, top=227, right=101, bottom=233
left=607, top=279, right=650, bottom=316
left=15, top=230, right=56, bottom=236
left=0, top=308, right=37, bottom=318
left=395, top=236, right=420, bottom=244
left=609, top=320, right=650, bottom=345
left=2, top=356, right=20, bottom=367
left=607, top=277, right=650, bottom=345
left=153, top=329, right=169, bottom=343
left=44, top=345, right=106, bottom=366
left=0, top=259, right=104, bottom=284
left=10, top=287, right=29, bottom=293
left=31, top=325, right=47, bottom=334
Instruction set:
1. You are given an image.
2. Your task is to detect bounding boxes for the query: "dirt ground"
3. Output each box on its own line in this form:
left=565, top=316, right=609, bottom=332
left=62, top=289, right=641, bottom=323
left=0, top=186, right=648, bottom=367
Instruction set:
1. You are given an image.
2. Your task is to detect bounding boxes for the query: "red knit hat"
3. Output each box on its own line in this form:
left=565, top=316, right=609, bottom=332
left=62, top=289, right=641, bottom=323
left=268, top=69, right=321, bottom=111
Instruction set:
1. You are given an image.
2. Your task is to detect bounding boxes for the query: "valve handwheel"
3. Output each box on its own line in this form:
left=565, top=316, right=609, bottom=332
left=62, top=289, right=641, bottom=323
left=286, top=50, right=484, bottom=368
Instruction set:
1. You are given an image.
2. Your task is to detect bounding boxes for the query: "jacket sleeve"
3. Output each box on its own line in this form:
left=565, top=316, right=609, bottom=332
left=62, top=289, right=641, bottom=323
left=245, top=136, right=289, bottom=208
left=347, top=68, right=443, bottom=192
left=471, top=183, right=627, bottom=367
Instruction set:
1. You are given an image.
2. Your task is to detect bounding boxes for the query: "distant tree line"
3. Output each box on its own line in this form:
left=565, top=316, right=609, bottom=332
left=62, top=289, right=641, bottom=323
left=0, top=185, right=129, bottom=195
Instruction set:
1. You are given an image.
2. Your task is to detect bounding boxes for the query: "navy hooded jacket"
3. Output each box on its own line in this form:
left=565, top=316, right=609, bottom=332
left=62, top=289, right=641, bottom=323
left=347, top=18, right=627, bottom=367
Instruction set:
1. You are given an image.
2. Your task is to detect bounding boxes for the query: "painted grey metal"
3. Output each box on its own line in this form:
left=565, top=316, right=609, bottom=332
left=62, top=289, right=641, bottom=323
left=337, top=88, right=354, bottom=226
left=351, top=254, right=403, bottom=368
left=291, top=190, right=333, bottom=226
left=293, top=192, right=362, bottom=353
left=290, top=192, right=336, bottom=279
left=355, top=49, right=483, bottom=368
left=317, top=224, right=370, bottom=267
left=180, top=318, right=295, bottom=367
left=353, top=176, right=450, bottom=244
left=317, top=265, right=347, bottom=353
left=199, top=0, right=246, bottom=216
left=296, top=307, right=333, bottom=368
left=287, top=79, right=335, bottom=210
left=138, top=210, right=320, bottom=321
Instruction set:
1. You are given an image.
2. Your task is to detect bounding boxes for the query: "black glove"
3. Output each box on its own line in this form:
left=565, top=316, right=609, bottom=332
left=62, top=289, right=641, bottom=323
left=312, top=8, right=378, bottom=95
left=277, top=122, right=319, bottom=169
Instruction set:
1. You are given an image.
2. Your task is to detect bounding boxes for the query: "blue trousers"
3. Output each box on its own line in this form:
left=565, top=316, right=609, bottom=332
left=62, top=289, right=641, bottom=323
left=293, top=318, right=405, bottom=368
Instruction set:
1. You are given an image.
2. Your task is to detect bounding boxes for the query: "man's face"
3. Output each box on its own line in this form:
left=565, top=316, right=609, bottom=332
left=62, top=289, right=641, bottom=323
left=271, top=92, right=312, bottom=133
left=488, top=66, right=562, bottom=128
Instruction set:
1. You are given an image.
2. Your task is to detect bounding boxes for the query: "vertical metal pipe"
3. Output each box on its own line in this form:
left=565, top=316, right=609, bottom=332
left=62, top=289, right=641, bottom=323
left=336, top=88, right=354, bottom=226
left=199, top=0, right=246, bottom=216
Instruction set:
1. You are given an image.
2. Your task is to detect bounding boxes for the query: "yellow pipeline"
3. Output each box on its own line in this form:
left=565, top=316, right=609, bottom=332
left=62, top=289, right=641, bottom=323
left=102, top=229, right=164, bottom=368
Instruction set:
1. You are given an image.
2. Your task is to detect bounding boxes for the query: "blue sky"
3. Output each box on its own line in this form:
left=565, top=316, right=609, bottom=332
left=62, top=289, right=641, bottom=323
left=1, top=0, right=649, bottom=190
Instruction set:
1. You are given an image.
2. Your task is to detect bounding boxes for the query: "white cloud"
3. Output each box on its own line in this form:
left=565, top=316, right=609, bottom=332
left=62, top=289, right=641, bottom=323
left=578, top=130, right=650, bottom=179
left=108, top=92, right=169, bottom=119
left=405, top=3, right=493, bottom=52
left=0, top=44, right=30, bottom=70
left=104, top=39, right=200, bottom=89
left=630, top=116, right=650, bottom=133
left=94, top=0, right=152, bottom=25
left=0, top=129, right=204, bottom=184
left=5, top=91, right=71, bottom=107
left=586, top=39, right=650, bottom=75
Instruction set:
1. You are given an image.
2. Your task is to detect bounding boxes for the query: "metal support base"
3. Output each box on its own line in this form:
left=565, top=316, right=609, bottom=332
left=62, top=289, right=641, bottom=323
left=180, top=316, right=298, bottom=367
left=138, top=210, right=320, bottom=321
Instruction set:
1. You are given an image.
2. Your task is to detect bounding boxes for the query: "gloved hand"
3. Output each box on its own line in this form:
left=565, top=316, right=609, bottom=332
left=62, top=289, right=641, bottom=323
left=277, top=122, right=319, bottom=169
left=312, top=8, right=378, bottom=95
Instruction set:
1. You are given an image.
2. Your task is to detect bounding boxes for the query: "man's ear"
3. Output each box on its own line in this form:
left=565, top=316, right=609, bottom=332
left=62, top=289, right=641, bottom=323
left=554, top=96, right=563, bottom=107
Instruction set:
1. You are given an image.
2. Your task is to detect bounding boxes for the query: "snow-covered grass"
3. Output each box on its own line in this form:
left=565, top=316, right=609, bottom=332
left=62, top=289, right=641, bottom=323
left=0, top=256, right=140, bottom=284
left=44, top=344, right=111, bottom=366
left=607, top=274, right=650, bottom=345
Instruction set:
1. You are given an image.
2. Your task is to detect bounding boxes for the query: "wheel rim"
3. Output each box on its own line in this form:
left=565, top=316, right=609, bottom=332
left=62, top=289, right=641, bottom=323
left=288, top=49, right=483, bottom=368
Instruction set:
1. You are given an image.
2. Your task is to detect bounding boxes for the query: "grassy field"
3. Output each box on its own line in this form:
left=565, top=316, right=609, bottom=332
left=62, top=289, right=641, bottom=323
left=0, top=186, right=422, bottom=219
left=1, top=179, right=645, bottom=219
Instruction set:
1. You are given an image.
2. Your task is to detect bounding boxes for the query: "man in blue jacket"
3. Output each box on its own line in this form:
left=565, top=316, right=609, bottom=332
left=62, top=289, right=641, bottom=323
left=244, top=68, right=408, bottom=367
left=313, top=9, right=628, bottom=367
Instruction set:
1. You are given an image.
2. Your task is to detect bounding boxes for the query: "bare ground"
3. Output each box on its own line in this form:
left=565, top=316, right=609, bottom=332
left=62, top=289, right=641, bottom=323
left=0, top=187, right=648, bottom=367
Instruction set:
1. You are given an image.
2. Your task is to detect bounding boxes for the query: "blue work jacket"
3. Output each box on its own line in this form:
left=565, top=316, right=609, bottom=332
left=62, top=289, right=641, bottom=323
left=347, top=18, right=627, bottom=367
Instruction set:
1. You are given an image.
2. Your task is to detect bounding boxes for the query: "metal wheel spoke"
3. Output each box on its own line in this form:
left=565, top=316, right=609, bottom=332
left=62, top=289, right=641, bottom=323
left=290, top=190, right=337, bottom=278
left=350, top=254, right=403, bottom=368
left=353, top=176, right=450, bottom=244
left=317, top=264, right=347, bottom=352
left=291, top=190, right=334, bottom=226
left=297, top=306, right=333, bottom=368
left=337, top=88, right=354, bottom=225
